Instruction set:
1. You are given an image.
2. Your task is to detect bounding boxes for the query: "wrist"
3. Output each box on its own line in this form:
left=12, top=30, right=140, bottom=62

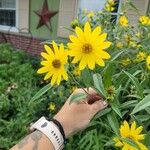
left=54, top=114, right=74, bottom=138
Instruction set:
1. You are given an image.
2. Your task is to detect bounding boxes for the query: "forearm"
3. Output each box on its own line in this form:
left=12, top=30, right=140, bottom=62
left=11, top=130, right=54, bottom=150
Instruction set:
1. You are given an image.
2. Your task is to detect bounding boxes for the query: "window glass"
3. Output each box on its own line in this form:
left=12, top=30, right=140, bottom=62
left=0, top=0, right=16, bottom=27
left=0, top=0, right=16, bottom=8
left=77, top=0, right=107, bottom=12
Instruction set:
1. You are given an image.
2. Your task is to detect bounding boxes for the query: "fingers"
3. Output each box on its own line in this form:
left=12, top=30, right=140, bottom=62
left=90, top=100, right=108, bottom=115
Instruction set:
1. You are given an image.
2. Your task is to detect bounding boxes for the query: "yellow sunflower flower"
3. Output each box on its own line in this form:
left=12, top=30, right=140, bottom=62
left=37, top=41, right=68, bottom=85
left=68, top=22, right=111, bottom=70
left=139, top=16, right=149, bottom=25
left=105, top=0, right=115, bottom=12
left=73, top=67, right=81, bottom=76
left=105, top=3, right=115, bottom=12
left=136, top=51, right=146, bottom=62
left=108, top=0, right=115, bottom=5
left=87, top=11, right=94, bottom=18
left=146, top=55, right=150, bottom=70
left=71, top=86, right=77, bottom=92
left=119, top=16, right=129, bottom=27
left=48, top=102, right=56, bottom=111
left=124, top=34, right=131, bottom=43
left=114, top=121, right=147, bottom=150
left=70, top=19, right=79, bottom=29
left=121, top=58, right=131, bottom=66
left=116, top=42, right=123, bottom=49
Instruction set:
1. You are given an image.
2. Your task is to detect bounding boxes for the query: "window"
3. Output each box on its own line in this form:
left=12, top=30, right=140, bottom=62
left=0, top=0, right=16, bottom=27
left=77, top=0, right=107, bottom=12
left=57, top=0, right=122, bottom=38
left=78, top=0, right=122, bottom=23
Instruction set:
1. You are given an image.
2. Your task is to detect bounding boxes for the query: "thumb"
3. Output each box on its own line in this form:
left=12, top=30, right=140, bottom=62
left=90, top=100, right=108, bottom=115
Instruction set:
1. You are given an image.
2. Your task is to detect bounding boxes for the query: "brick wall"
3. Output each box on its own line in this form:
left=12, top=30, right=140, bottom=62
left=0, top=32, right=44, bottom=56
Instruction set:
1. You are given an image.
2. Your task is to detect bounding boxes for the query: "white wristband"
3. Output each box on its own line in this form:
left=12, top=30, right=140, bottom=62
left=30, top=116, right=64, bottom=150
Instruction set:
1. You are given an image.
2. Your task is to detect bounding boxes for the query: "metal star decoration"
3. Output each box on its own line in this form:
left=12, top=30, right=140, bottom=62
left=34, top=0, right=58, bottom=31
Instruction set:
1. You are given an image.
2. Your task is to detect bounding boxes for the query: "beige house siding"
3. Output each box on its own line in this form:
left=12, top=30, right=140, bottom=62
left=57, top=0, right=77, bottom=38
left=18, top=0, right=29, bottom=32
left=125, top=0, right=149, bottom=26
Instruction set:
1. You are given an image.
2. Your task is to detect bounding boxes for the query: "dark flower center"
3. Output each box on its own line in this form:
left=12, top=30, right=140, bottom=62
left=82, top=43, right=93, bottom=53
left=52, top=59, right=61, bottom=68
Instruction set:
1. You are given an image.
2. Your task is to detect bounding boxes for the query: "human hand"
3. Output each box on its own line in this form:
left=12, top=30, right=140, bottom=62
left=54, top=88, right=108, bottom=138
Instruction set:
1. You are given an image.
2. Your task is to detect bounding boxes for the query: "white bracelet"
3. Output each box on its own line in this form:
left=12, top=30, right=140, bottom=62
left=30, top=116, right=64, bottom=150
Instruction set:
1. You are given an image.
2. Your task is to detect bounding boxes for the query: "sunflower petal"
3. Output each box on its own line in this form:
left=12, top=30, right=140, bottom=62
left=84, top=22, right=91, bottom=41
left=69, top=35, right=79, bottom=43
left=52, top=41, right=59, bottom=55
left=44, top=72, right=53, bottom=80
left=100, top=42, right=112, bottom=49
left=79, top=56, right=87, bottom=70
left=75, top=27, right=84, bottom=41
left=56, top=75, right=62, bottom=85
left=37, top=67, right=49, bottom=74
left=96, top=58, right=105, bottom=67
left=62, top=70, right=68, bottom=80
left=44, top=45, right=54, bottom=56
left=41, top=52, right=51, bottom=60
left=51, top=74, right=58, bottom=85
left=99, top=50, right=111, bottom=59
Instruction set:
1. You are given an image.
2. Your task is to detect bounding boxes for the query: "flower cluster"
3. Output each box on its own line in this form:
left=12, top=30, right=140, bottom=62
left=119, top=16, right=129, bottom=27
left=37, top=22, right=111, bottom=85
left=37, top=2, right=150, bottom=149
left=104, top=0, right=116, bottom=12
left=139, top=16, right=150, bottom=25
left=114, top=121, right=147, bottom=150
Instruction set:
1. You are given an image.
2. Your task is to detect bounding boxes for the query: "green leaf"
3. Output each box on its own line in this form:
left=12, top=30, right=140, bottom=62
left=70, top=93, right=87, bottom=104
left=103, top=63, right=114, bottom=88
left=122, top=138, right=140, bottom=150
left=131, top=94, right=150, bottom=114
left=123, top=70, right=143, bottom=98
left=107, top=112, right=119, bottom=136
left=104, top=140, right=115, bottom=146
left=110, top=102, right=122, bottom=118
left=93, top=74, right=107, bottom=98
left=94, top=108, right=111, bottom=119
left=144, top=131, right=150, bottom=146
left=111, top=50, right=124, bottom=61
left=121, top=100, right=138, bottom=109
left=81, top=68, right=92, bottom=87
left=30, top=84, right=51, bottom=102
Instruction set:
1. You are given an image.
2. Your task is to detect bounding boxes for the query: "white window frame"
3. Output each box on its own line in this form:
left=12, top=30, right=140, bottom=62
left=0, top=0, right=19, bottom=32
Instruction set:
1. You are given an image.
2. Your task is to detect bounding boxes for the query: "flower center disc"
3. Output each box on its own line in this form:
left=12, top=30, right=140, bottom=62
left=127, top=135, right=135, bottom=140
left=52, top=59, right=61, bottom=68
left=82, top=43, right=93, bottom=54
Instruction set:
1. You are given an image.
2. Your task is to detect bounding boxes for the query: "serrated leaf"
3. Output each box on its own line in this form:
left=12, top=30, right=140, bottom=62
left=93, top=74, right=107, bottom=98
left=131, top=94, right=150, bottom=114
left=30, top=84, right=51, bottom=102
left=70, top=93, right=87, bottom=104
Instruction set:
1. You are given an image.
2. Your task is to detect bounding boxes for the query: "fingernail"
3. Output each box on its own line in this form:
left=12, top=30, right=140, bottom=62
left=102, top=100, right=108, bottom=106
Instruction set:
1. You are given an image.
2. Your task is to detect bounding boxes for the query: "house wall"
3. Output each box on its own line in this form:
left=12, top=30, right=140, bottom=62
left=125, top=0, right=149, bottom=26
left=29, top=0, right=60, bottom=39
